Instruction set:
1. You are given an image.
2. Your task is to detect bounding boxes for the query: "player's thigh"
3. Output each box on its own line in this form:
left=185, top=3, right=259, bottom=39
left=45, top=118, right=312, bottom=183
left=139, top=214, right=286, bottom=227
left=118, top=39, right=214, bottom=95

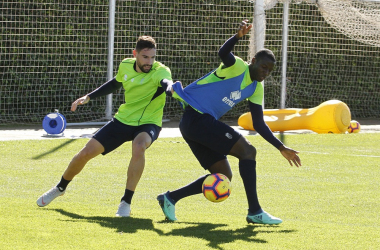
left=180, top=109, right=241, bottom=155
left=132, top=123, right=161, bottom=149
left=92, top=118, right=134, bottom=155
left=183, top=134, right=227, bottom=170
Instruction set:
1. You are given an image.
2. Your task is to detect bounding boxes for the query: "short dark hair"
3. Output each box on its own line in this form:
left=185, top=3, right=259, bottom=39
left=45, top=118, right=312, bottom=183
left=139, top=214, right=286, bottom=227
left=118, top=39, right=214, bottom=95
left=254, top=49, right=276, bottom=63
left=135, top=36, right=156, bottom=52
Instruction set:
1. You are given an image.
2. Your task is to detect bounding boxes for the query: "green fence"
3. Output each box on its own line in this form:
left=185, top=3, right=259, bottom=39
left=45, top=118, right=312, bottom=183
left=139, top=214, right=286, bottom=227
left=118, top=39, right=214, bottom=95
left=1, top=0, right=379, bottom=124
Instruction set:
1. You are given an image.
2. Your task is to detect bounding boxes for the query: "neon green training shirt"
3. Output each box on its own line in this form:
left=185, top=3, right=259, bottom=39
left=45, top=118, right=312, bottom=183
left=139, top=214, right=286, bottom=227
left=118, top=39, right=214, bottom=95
left=115, top=58, right=172, bottom=127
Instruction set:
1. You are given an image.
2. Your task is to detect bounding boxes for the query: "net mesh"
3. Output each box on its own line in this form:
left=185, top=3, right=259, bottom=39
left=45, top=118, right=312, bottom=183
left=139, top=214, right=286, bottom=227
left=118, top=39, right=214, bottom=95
left=317, top=0, right=380, bottom=47
left=1, top=0, right=110, bottom=123
left=113, top=0, right=256, bottom=121
left=263, top=0, right=380, bottom=118
left=1, top=0, right=379, bottom=125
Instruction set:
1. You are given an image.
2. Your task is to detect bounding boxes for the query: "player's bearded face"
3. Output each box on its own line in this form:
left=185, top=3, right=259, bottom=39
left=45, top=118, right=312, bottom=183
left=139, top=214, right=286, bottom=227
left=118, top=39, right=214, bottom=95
left=135, top=48, right=156, bottom=73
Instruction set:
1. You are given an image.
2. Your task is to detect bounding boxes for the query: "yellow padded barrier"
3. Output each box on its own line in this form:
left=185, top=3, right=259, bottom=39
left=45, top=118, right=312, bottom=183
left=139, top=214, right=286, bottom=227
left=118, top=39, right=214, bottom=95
left=238, top=100, right=351, bottom=134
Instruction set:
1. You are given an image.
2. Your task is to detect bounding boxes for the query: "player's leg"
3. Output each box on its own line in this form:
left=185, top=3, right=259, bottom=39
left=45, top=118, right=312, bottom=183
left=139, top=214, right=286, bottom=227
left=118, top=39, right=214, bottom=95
left=36, top=138, right=104, bottom=207
left=164, top=138, right=229, bottom=202
left=229, top=137, right=261, bottom=213
left=208, top=159, right=233, bottom=180
left=125, top=132, right=152, bottom=191
left=62, top=138, right=105, bottom=180
left=157, top=141, right=232, bottom=221
left=229, top=136, right=282, bottom=225
left=156, top=136, right=210, bottom=221
left=116, top=132, right=152, bottom=217
left=37, top=118, right=126, bottom=208
left=157, top=107, right=236, bottom=221
left=116, top=124, right=160, bottom=217
left=164, top=157, right=233, bottom=202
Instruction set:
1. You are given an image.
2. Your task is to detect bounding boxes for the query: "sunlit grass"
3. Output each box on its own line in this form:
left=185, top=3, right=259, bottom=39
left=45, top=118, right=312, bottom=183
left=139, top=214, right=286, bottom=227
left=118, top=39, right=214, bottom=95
left=0, top=133, right=379, bottom=249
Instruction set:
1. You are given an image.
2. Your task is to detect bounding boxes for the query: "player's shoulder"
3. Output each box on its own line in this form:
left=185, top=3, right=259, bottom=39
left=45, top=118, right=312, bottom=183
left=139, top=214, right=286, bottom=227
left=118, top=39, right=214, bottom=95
left=256, top=80, right=263, bottom=88
left=120, top=58, right=135, bottom=64
left=152, top=61, right=171, bottom=73
left=234, top=56, right=248, bottom=67
left=152, top=61, right=170, bottom=70
left=218, top=56, right=247, bottom=75
left=119, top=58, right=136, bottom=70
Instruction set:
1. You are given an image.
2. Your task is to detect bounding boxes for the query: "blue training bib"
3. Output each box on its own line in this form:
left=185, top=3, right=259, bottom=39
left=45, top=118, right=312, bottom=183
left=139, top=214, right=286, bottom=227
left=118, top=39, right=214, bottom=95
left=173, top=70, right=258, bottom=120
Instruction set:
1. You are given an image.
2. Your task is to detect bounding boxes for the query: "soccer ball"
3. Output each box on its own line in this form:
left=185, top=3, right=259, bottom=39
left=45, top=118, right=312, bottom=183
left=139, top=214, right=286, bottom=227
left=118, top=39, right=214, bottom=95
left=347, top=120, right=361, bottom=133
left=202, top=173, right=231, bottom=202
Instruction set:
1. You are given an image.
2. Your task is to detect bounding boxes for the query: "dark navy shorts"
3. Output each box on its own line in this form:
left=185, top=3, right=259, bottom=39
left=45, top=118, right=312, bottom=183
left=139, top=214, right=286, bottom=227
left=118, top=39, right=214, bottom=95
left=179, top=106, right=242, bottom=170
left=93, top=118, right=161, bottom=155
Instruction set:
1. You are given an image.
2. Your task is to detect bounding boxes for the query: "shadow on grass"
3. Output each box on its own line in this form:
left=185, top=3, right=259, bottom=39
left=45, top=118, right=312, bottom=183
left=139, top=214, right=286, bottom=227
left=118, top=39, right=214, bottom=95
left=51, top=209, right=164, bottom=235
left=32, top=139, right=76, bottom=160
left=51, top=209, right=296, bottom=249
left=160, top=221, right=296, bottom=249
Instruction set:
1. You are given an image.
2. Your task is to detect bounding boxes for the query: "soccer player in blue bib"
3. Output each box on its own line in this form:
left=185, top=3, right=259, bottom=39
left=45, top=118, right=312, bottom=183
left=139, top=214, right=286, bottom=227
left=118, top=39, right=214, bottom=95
left=157, top=20, right=301, bottom=224
left=37, top=36, right=173, bottom=217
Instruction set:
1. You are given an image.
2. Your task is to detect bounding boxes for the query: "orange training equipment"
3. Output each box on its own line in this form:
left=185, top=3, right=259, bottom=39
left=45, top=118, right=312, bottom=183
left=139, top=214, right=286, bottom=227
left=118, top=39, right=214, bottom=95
left=238, top=100, right=351, bottom=134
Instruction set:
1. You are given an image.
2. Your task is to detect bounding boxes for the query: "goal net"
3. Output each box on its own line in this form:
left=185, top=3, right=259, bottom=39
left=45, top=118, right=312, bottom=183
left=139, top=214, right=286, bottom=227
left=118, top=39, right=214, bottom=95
left=255, top=0, right=380, bottom=118
left=1, top=0, right=379, bottom=124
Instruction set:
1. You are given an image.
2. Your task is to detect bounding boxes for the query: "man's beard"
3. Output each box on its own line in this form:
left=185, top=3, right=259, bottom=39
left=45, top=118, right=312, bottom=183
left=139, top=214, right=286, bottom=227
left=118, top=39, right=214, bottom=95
left=137, top=62, right=152, bottom=73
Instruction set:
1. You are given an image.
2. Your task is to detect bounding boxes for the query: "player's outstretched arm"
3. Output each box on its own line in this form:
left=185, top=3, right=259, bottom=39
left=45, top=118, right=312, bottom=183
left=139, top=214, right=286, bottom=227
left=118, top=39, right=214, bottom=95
left=71, top=95, right=90, bottom=112
left=71, top=78, right=122, bottom=112
left=279, top=145, right=301, bottom=168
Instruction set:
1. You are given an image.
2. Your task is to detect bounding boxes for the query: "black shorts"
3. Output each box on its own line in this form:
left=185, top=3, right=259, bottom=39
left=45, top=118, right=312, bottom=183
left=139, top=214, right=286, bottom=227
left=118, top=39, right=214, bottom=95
left=93, top=118, right=161, bottom=155
left=179, top=106, right=242, bottom=170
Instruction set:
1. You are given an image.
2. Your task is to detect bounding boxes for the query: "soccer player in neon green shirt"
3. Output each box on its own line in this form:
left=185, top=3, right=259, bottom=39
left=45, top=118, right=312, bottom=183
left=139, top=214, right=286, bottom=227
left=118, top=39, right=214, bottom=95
left=157, top=20, right=301, bottom=224
left=37, top=36, right=173, bottom=217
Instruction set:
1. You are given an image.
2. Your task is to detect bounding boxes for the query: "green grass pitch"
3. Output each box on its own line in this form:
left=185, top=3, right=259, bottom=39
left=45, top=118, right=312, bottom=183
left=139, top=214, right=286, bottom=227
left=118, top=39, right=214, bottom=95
left=0, top=133, right=379, bottom=249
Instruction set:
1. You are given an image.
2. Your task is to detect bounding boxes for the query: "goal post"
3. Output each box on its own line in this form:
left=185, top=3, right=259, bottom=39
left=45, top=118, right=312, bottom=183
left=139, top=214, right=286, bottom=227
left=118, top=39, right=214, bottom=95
left=105, top=0, right=116, bottom=121
left=280, top=0, right=290, bottom=110
left=253, top=0, right=266, bottom=108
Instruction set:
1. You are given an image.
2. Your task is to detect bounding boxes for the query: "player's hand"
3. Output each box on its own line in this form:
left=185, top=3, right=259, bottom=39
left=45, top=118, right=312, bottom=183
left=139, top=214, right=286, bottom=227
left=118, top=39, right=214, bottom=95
left=279, top=145, right=301, bottom=167
left=71, top=95, right=90, bottom=112
left=171, top=81, right=183, bottom=95
left=161, top=79, right=175, bottom=96
left=174, top=81, right=183, bottom=91
left=236, top=19, right=252, bottom=39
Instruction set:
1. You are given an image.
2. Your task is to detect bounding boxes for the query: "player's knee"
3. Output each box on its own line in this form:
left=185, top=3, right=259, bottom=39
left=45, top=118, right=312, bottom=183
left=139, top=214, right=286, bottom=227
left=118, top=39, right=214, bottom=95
left=230, top=137, right=257, bottom=160
left=240, top=144, right=257, bottom=160
left=132, top=141, right=147, bottom=157
left=76, top=139, right=104, bottom=161
left=76, top=148, right=96, bottom=162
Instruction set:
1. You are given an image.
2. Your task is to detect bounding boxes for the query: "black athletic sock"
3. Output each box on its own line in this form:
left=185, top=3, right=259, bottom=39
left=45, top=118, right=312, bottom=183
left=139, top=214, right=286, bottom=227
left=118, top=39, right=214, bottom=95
left=121, top=189, right=134, bottom=204
left=56, top=176, right=71, bottom=192
left=239, top=159, right=262, bottom=214
left=169, top=175, right=209, bottom=204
